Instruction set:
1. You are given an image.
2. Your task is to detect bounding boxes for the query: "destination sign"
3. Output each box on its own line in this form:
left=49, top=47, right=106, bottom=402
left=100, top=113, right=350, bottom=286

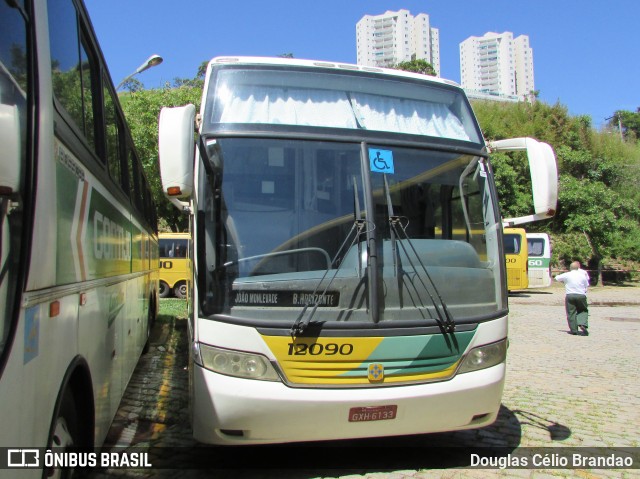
left=232, top=291, right=340, bottom=308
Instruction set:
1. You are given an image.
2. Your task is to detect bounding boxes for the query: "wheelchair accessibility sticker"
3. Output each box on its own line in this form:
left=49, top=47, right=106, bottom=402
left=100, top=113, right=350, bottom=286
left=369, top=149, right=394, bottom=174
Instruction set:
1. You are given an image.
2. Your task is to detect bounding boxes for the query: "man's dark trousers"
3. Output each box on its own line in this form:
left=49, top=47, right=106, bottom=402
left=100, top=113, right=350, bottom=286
left=565, top=293, right=588, bottom=334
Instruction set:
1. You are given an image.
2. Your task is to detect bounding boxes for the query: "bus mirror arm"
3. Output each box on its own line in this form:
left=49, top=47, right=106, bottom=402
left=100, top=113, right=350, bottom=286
left=168, top=196, right=191, bottom=213
left=502, top=213, right=552, bottom=228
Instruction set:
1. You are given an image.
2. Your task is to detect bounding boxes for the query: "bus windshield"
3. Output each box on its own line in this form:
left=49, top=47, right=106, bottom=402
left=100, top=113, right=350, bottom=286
left=203, top=67, right=482, bottom=143
left=198, top=138, right=505, bottom=324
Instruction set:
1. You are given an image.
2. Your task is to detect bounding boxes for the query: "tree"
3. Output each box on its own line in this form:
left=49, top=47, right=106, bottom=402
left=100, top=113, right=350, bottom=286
left=120, top=77, right=143, bottom=93
left=120, top=83, right=201, bottom=232
left=473, top=99, right=640, bottom=274
left=393, top=59, right=436, bottom=76
left=172, top=61, right=209, bottom=89
left=609, top=108, right=640, bottom=141
left=119, top=62, right=216, bottom=231
left=196, top=60, right=208, bottom=79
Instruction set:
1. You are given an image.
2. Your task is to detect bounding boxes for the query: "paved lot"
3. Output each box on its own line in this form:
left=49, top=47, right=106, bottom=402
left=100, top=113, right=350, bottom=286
left=91, top=283, right=640, bottom=478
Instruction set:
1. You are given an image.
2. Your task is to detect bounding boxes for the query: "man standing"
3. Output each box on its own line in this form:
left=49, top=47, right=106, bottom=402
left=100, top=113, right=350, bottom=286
left=554, top=261, right=590, bottom=336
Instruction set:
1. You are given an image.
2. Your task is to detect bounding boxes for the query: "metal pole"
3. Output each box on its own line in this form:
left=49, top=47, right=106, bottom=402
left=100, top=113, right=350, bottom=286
left=116, top=54, right=163, bottom=90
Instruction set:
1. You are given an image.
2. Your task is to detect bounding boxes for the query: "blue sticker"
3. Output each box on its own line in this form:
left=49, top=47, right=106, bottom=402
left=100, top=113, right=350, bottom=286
left=369, top=149, right=394, bottom=174
left=24, top=306, right=39, bottom=364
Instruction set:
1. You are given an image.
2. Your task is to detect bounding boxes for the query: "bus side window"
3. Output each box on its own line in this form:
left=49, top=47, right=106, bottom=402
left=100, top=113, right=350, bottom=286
left=103, top=80, right=125, bottom=189
left=48, top=0, right=98, bottom=154
left=128, top=148, right=143, bottom=212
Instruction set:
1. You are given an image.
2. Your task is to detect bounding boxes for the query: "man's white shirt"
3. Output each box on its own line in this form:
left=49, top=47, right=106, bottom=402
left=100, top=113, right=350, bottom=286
left=555, top=269, right=589, bottom=295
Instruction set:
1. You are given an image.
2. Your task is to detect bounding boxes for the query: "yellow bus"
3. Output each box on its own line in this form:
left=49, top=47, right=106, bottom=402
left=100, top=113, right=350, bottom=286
left=503, top=228, right=529, bottom=291
left=159, top=233, right=190, bottom=298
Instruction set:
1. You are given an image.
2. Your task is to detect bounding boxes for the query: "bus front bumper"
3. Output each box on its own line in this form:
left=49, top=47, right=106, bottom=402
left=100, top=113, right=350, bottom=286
left=191, top=362, right=505, bottom=445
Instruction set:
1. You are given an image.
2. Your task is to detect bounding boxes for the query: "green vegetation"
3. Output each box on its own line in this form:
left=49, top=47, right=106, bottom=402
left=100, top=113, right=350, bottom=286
left=473, top=100, right=640, bottom=278
left=608, top=108, right=640, bottom=142
left=119, top=67, right=640, bottom=278
left=119, top=61, right=208, bottom=232
left=120, top=83, right=201, bottom=233
left=158, top=299, right=188, bottom=322
left=393, top=59, right=437, bottom=76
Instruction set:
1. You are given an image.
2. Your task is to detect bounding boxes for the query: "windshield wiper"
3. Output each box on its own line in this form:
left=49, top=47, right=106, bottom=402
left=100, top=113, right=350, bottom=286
left=383, top=175, right=404, bottom=312
left=290, top=178, right=370, bottom=338
left=383, top=175, right=456, bottom=333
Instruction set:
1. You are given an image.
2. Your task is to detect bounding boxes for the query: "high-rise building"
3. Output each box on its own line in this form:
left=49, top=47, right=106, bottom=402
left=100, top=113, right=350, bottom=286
left=460, top=32, right=534, bottom=101
left=356, top=9, right=440, bottom=75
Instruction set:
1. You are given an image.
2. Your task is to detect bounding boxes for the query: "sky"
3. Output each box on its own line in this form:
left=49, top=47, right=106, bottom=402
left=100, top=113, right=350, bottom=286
left=84, top=0, right=639, bottom=129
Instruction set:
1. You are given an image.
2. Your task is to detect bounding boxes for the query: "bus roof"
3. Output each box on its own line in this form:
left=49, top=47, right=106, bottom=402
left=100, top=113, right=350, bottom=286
left=208, top=56, right=462, bottom=89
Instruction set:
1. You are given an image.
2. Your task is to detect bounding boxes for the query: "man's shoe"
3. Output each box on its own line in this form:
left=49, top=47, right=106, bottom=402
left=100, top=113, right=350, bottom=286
left=579, top=326, right=589, bottom=336
left=568, top=331, right=578, bottom=335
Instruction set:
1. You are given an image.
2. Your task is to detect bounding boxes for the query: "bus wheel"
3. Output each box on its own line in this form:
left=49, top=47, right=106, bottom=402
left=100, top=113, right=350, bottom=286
left=159, top=280, right=170, bottom=298
left=174, top=281, right=187, bottom=299
left=47, top=390, right=78, bottom=478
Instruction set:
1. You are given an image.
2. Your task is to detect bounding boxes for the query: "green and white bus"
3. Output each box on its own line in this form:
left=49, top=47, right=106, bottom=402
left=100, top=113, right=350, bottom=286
left=0, top=0, right=158, bottom=474
left=158, top=56, right=557, bottom=445
left=527, top=232, right=552, bottom=288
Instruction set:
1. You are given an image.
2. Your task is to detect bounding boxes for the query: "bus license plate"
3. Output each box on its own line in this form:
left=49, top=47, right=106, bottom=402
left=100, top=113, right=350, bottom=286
left=348, top=405, right=397, bottom=422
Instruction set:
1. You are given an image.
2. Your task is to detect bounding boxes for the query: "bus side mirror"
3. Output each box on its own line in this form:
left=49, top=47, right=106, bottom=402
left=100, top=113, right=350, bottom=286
left=488, top=137, right=558, bottom=227
left=158, top=105, right=196, bottom=204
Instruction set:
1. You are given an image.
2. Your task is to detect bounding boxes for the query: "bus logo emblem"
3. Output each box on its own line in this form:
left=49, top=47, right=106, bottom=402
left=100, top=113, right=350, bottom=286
left=7, top=449, right=40, bottom=467
left=368, top=363, right=384, bottom=382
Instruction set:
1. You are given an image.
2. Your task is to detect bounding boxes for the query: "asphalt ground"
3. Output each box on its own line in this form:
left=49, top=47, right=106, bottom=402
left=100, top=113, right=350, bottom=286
left=89, top=282, right=640, bottom=478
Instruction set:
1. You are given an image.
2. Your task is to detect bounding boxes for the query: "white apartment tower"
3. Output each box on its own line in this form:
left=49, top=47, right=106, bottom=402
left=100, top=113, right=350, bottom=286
left=356, top=10, right=440, bottom=75
left=460, top=32, right=534, bottom=101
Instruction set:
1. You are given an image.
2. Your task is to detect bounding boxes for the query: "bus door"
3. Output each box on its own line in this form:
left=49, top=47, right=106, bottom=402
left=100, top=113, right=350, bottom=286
left=503, top=228, right=528, bottom=291
left=527, top=233, right=551, bottom=287
left=0, top=7, right=30, bottom=371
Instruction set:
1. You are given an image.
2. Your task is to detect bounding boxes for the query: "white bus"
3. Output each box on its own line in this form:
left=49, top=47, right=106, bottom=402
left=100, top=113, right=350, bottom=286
left=158, top=57, right=557, bottom=445
left=526, top=232, right=552, bottom=288
left=0, top=0, right=158, bottom=475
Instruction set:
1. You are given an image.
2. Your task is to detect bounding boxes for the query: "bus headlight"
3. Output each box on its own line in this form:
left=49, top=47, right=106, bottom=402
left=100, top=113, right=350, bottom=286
left=196, top=343, right=280, bottom=381
left=458, top=339, right=507, bottom=374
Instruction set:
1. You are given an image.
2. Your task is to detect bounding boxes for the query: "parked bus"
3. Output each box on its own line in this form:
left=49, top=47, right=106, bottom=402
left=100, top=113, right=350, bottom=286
left=159, top=232, right=190, bottom=298
left=158, top=57, right=557, bottom=445
left=0, top=0, right=158, bottom=475
left=527, top=232, right=552, bottom=288
left=503, top=227, right=529, bottom=291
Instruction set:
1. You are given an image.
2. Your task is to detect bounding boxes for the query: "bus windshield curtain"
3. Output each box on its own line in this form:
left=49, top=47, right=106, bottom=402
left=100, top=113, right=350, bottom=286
left=349, top=93, right=469, bottom=140
left=214, top=85, right=471, bottom=141
left=216, top=86, right=358, bottom=128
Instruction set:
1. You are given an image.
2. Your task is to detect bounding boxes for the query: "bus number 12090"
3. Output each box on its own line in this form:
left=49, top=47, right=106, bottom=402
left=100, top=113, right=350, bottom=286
left=288, top=343, right=353, bottom=356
